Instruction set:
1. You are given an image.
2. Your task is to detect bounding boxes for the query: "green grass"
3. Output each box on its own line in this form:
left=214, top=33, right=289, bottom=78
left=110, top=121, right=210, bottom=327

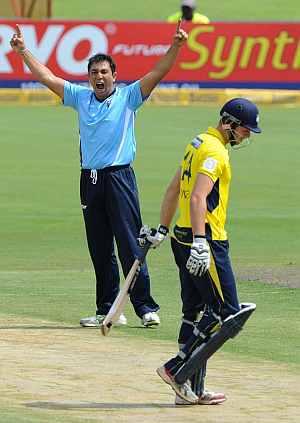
left=0, top=104, right=299, bottom=369
left=1, top=4, right=299, bottom=421
left=1, top=269, right=299, bottom=367
left=52, top=0, right=300, bottom=21
left=137, top=104, right=300, bottom=267
left=1, top=105, right=300, bottom=269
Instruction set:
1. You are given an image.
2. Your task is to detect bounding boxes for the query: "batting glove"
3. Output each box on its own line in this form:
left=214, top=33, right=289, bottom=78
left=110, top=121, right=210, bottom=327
left=138, top=224, right=169, bottom=249
left=186, top=236, right=210, bottom=277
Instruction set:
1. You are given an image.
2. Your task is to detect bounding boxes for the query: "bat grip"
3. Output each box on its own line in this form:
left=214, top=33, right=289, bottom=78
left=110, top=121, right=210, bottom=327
left=127, top=243, right=151, bottom=295
left=137, top=241, right=151, bottom=263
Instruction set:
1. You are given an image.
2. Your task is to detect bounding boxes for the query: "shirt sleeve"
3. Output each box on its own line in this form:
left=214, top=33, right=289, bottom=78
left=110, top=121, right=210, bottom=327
left=127, top=80, right=144, bottom=111
left=62, top=81, right=84, bottom=110
left=197, top=149, right=224, bottom=182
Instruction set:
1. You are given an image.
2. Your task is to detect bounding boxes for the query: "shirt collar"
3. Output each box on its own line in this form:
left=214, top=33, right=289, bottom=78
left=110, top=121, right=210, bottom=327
left=93, top=87, right=116, bottom=103
left=206, top=126, right=227, bottom=146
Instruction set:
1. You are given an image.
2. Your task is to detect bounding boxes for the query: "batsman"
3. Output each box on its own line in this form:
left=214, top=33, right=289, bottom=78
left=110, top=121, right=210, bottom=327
left=139, top=98, right=262, bottom=404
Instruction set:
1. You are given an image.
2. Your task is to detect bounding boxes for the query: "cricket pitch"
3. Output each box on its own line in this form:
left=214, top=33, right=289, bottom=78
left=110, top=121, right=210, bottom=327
left=0, top=315, right=299, bottom=423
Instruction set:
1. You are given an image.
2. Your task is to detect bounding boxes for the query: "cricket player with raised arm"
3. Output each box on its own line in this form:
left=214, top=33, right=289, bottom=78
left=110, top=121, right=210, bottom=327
left=138, top=98, right=261, bottom=404
left=10, top=22, right=188, bottom=329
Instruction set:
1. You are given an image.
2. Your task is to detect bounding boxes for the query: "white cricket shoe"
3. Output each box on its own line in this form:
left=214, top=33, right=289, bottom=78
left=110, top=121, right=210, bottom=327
left=156, top=366, right=198, bottom=404
left=141, top=312, right=160, bottom=327
left=80, top=313, right=127, bottom=327
left=175, top=390, right=227, bottom=405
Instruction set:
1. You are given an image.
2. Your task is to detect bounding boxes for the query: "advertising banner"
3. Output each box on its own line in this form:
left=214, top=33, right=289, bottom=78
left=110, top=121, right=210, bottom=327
left=0, top=20, right=299, bottom=89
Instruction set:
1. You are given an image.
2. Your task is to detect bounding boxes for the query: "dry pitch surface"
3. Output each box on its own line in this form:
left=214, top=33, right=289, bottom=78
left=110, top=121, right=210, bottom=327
left=0, top=315, right=299, bottom=423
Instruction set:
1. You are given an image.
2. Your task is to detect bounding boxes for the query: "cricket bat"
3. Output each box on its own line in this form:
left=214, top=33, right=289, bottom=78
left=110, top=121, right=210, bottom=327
left=100, top=242, right=151, bottom=336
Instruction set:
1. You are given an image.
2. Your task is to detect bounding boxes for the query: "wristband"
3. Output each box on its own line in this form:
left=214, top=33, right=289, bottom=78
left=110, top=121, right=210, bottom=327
left=193, top=235, right=206, bottom=240
left=158, top=225, right=169, bottom=236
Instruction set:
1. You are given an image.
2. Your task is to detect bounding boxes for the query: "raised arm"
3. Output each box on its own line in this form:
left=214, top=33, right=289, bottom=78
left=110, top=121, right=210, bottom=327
left=10, top=24, right=65, bottom=99
left=140, top=20, right=188, bottom=98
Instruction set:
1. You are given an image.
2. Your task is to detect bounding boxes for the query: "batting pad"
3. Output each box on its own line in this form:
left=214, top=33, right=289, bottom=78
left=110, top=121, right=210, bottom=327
left=174, top=303, right=256, bottom=384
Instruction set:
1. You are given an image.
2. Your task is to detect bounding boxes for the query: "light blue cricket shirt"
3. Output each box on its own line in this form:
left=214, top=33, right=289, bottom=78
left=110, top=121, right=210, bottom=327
left=63, top=80, right=145, bottom=169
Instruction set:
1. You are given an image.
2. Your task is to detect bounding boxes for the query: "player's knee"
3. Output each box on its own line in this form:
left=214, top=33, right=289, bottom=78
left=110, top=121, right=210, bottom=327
left=178, top=314, right=197, bottom=344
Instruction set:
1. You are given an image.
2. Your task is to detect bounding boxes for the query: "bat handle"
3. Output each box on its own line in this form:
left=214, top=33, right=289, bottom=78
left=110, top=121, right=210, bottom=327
left=138, top=241, right=151, bottom=262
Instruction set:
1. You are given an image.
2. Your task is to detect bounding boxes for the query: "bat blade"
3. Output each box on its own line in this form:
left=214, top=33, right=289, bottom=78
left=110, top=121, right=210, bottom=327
left=100, top=259, right=140, bottom=336
left=100, top=243, right=150, bottom=336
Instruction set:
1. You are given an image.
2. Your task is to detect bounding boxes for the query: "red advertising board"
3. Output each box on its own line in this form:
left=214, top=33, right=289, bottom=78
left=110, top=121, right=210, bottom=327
left=0, top=20, right=299, bottom=89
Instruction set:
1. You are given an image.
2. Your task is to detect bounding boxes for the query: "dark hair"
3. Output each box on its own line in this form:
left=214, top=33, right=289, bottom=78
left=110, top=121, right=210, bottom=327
left=88, top=54, right=116, bottom=74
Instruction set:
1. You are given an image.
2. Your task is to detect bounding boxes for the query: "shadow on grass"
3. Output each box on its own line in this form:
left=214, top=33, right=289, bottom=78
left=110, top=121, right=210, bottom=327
left=0, top=325, right=82, bottom=330
left=25, top=401, right=174, bottom=410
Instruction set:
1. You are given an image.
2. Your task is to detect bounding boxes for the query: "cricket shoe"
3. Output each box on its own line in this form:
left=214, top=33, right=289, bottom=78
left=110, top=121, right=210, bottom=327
left=141, top=312, right=160, bottom=327
left=175, top=390, right=227, bottom=405
left=156, top=366, right=198, bottom=404
left=80, top=313, right=127, bottom=327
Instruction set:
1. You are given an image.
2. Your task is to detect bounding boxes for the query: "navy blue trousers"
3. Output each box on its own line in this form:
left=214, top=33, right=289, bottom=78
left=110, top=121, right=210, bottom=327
left=80, top=166, right=159, bottom=318
left=171, top=236, right=239, bottom=345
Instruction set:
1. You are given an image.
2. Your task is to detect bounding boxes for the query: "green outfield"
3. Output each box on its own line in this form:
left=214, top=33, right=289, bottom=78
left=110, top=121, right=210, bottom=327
left=1, top=3, right=300, bottom=421
left=1, top=104, right=299, bottom=367
left=53, top=0, right=300, bottom=21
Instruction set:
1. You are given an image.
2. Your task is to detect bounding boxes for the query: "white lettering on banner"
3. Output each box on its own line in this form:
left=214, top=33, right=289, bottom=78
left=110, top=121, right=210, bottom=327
left=0, top=25, right=15, bottom=72
left=57, top=25, right=108, bottom=75
left=112, top=44, right=170, bottom=56
left=0, top=23, right=108, bottom=76
left=20, top=24, right=65, bottom=74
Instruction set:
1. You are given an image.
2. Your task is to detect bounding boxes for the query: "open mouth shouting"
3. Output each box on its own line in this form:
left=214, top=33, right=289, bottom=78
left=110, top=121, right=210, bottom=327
left=95, top=81, right=105, bottom=91
left=88, top=61, right=116, bottom=100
